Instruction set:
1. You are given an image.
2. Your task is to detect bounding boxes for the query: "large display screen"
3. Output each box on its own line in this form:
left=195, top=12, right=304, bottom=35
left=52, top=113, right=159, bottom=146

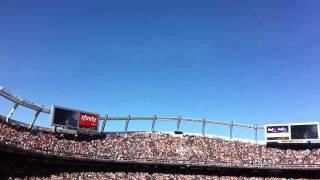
left=265, top=123, right=320, bottom=143
left=51, top=106, right=99, bottom=132
left=51, top=107, right=79, bottom=128
left=291, top=124, right=318, bottom=140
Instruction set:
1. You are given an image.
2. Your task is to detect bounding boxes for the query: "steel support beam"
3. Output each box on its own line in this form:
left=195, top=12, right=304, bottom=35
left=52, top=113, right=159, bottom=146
left=177, top=116, right=181, bottom=131
left=29, top=110, right=41, bottom=129
left=151, top=115, right=157, bottom=132
left=230, top=121, right=234, bottom=140
left=125, top=115, right=131, bottom=133
left=6, top=103, right=19, bottom=122
left=254, top=124, right=258, bottom=143
left=101, top=114, right=108, bottom=133
left=202, top=118, right=206, bottom=136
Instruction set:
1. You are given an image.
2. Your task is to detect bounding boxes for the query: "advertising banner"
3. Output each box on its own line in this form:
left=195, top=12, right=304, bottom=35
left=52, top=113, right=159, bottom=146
left=265, top=125, right=290, bottom=141
left=79, top=112, right=99, bottom=131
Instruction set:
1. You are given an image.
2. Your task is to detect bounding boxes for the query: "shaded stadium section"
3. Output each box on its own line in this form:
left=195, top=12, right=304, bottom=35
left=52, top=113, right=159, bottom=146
left=1, top=145, right=320, bottom=179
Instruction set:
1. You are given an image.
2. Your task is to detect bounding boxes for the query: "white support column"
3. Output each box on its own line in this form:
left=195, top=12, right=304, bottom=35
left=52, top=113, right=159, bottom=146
left=6, top=103, right=19, bottom=122
left=30, top=110, right=41, bottom=129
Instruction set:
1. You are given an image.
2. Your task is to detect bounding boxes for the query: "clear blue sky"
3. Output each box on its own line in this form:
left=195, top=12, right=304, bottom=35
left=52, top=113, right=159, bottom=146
left=1, top=0, right=320, bottom=140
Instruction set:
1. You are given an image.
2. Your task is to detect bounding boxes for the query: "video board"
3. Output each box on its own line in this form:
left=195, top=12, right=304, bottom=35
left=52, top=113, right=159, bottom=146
left=291, top=124, right=318, bottom=140
left=51, top=105, right=99, bottom=132
left=265, top=123, right=320, bottom=143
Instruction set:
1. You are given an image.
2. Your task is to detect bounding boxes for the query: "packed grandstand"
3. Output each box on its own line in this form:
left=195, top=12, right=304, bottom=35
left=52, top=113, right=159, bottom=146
left=1, top=87, right=320, bottom=179
left=2, top=115, right=320, bottom=165
left=1, top=115, right=320, bottom=179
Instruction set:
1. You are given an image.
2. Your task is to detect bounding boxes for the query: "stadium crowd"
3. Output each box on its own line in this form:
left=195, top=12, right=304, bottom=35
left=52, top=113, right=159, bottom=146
left=1, top=116, right=320, bottom=167
left=9, top=172, right=312, bottom=180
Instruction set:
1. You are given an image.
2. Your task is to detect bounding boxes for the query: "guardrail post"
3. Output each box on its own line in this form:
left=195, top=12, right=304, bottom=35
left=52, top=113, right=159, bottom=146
left=6, top=103, right=19, bottom=122
left=254, top=124, right=258, bottom=143
left=230, top=121, right=233, bottom=140
left=202, top=118, right=206, bottom=136
left=177, top=116, right=181, bottom=131
left=125, top=115, right=130, bottom=134
left=101, top=114, right=108, bottom=133
left=29, top=110, right=41, bottom=129
left=151, top=115, right=157, bottom=132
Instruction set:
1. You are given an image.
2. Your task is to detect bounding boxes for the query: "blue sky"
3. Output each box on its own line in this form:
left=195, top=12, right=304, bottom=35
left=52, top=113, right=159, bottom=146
left=1, top=0, right=320, bottom=140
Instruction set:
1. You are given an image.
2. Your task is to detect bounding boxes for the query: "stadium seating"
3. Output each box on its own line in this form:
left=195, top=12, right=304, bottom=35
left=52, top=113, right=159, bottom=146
left=25, top=172, right=305, bottom=179
left=1, top=115, right=320, bottom=165
left=1, top=116, right=320, bottom=179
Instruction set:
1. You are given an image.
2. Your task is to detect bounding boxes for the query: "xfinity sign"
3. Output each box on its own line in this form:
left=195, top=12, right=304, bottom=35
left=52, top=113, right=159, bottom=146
left=51, top=105, right=99, bottom=132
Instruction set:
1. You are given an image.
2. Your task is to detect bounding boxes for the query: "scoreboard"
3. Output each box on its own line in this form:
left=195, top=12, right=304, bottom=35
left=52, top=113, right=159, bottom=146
left=290, top=124, right=318, bottom=140
left=51, top=105, right=99, bottom=132
left=265, top=122, right=320, bottom=143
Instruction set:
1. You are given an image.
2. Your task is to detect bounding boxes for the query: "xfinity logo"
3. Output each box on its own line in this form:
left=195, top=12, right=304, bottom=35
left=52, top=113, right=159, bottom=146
left=80, top=113, right=98, bottom=123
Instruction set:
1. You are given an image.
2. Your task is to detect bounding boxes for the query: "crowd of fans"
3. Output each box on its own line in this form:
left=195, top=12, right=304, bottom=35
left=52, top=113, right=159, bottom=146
left=1, top=116, right=320, bottom=168
left=9, top=172, right=311, bottom=180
